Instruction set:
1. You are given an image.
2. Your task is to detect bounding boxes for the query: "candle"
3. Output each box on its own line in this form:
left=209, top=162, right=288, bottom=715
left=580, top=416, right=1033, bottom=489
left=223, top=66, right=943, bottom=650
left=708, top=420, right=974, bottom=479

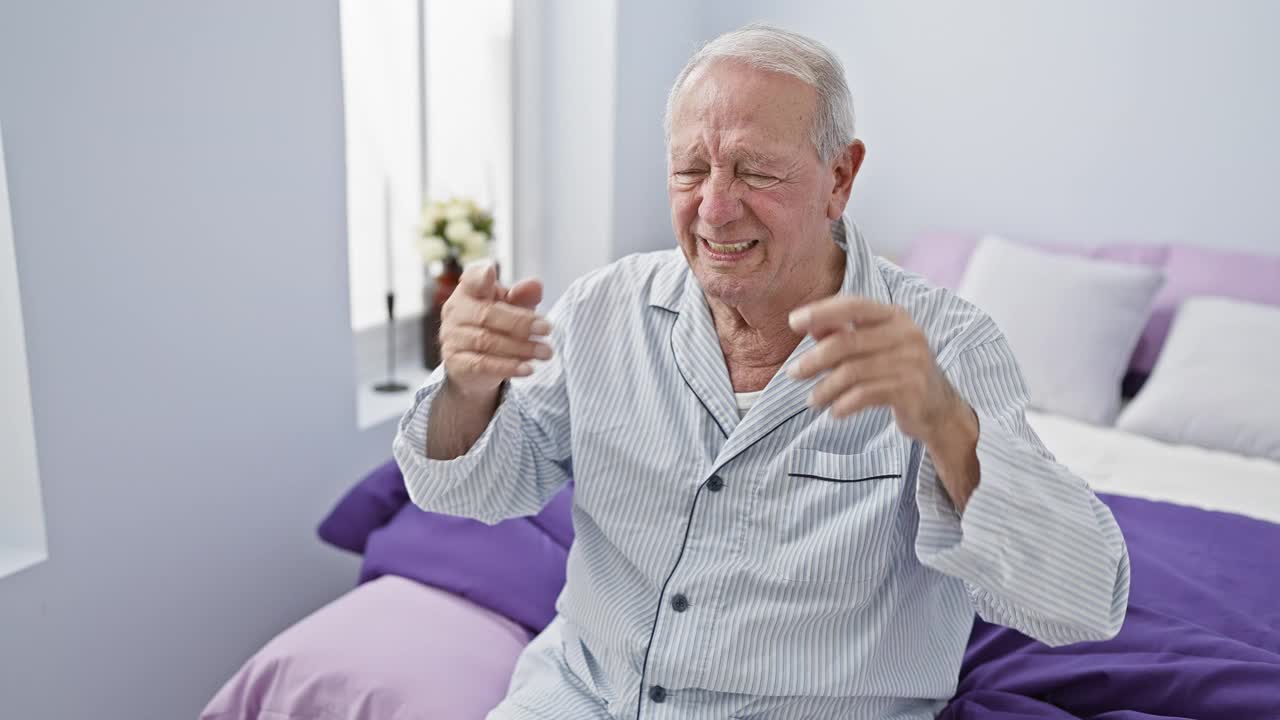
left=383, top=177, right=394, bottom=294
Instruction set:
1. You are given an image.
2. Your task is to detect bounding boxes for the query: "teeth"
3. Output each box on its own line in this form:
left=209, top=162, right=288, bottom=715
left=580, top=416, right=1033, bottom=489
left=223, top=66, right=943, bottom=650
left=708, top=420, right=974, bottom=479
left=704, top=238, right=755, bottom=253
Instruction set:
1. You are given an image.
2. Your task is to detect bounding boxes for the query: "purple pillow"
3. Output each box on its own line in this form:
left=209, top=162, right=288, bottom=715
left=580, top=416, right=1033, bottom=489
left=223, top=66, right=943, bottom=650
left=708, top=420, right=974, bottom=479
left=360, top=503, right=569, bottom=632
left=318, top=459, right=575, bottom=632
left=317, top=460, right=409, bottom=554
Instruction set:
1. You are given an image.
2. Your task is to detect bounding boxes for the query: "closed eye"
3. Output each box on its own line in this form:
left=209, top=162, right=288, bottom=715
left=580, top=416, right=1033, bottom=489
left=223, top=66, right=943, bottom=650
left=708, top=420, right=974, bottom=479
left=741, top=173, right=780, bottom=188
left=672, top=169, right=706, bottom=184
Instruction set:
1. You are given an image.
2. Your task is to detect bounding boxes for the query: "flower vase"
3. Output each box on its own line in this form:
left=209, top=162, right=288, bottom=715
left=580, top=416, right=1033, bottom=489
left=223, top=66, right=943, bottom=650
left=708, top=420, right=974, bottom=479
left=423, top=257, right=464, bottom=369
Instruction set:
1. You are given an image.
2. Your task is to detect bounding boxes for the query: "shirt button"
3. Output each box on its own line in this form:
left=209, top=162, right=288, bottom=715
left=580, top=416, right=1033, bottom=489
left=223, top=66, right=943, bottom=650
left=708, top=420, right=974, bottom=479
left=649, top=685, right=667, bottom=703
left=670, top=593, right=689, bottom=612
left=707, top=474, right=724, bottom=492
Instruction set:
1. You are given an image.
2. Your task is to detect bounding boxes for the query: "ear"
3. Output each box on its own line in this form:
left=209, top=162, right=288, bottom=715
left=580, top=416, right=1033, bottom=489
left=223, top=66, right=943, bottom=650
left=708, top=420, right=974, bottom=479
left=826, top=139, right=866, bottom=221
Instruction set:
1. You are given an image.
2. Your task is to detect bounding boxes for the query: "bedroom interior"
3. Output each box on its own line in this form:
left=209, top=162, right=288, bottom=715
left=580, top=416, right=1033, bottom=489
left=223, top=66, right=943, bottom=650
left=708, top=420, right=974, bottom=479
left=1, top=1, right=1277, bottom=719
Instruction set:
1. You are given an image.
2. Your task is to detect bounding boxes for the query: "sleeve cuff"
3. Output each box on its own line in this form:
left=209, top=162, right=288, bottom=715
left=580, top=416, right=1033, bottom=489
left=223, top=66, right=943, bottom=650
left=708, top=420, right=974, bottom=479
left=391, top=368, right=517, bottom=510
left=915, top=410, right=1118, bottom=626
left=916, top=409, right=997, bottom=582
left=916, top=409, right=1083, bottom=585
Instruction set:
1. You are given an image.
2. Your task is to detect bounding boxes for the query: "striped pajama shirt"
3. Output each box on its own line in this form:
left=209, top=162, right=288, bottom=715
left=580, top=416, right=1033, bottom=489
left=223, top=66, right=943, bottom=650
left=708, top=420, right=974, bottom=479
left=394, top=218, right=1130, bottom=719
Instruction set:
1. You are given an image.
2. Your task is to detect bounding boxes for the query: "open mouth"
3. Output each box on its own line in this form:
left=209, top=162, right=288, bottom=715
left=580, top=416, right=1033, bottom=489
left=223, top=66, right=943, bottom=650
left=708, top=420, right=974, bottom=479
left=699, top=235, right=760, bottom=259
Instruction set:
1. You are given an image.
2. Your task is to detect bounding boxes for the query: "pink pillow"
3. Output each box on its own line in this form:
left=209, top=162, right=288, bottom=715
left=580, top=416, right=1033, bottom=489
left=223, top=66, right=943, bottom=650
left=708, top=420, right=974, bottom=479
left=896, top=232, right=981, bottom=290
left=1119, top=245, right=1280, bottom=374
left=898, top=233, right=1279, bottom=376
left=201, top=576, right=530, bottom=720
left=897, top=232, right=1099, bottom=288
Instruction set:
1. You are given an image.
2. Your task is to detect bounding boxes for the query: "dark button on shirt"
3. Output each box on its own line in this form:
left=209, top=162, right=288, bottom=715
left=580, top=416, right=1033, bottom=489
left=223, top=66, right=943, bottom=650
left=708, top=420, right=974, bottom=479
left=670, top=593, right=689, bottom=612
left=706, top=474, right=724, bottom=492
left=649, top=684, right=667, bottom=703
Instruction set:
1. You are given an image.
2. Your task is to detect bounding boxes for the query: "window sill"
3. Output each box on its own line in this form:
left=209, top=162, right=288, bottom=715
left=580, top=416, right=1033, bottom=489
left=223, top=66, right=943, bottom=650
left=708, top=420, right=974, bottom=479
left=352, top=312, right=433, bottom=430
left=356, top=363, right=433, bottom=430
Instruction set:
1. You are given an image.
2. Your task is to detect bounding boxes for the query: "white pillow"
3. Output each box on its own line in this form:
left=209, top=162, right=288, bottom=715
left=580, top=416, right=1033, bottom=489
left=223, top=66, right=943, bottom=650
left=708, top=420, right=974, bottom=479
left=1117, top=297, right=1280, bottom=462
left=957, top=235, right=1164, bottom=425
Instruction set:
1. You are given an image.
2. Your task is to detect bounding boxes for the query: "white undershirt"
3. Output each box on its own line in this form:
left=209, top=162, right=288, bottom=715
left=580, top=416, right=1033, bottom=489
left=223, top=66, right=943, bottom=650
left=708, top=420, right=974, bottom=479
left=734, top=390, right=764, bottom=418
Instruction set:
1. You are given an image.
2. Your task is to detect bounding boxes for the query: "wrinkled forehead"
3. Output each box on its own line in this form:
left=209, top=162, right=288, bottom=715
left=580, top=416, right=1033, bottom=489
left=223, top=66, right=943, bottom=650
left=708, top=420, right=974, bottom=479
left=667, top=60, right=819, bottom=162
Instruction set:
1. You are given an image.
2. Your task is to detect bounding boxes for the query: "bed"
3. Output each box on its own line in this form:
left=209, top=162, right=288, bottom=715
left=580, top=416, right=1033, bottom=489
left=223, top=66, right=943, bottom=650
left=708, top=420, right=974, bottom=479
left=202, top=236, right=1280, bottom=720
left=200, top=414, right=1280, bottom=719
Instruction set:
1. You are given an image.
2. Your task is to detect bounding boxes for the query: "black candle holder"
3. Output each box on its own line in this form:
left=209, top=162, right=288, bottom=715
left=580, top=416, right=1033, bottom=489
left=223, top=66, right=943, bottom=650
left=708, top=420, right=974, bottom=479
left=373, top=291, right=409, bottom=393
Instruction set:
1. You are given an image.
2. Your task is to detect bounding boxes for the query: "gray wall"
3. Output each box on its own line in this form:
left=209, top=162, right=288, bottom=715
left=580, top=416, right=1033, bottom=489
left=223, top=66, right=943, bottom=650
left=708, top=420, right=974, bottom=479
left=616, top=0, right=1280, bottom=257
left=0, top=2, right=395, bottom=718
left=531, top=0, right=618, bottom=305
left=610, top=0, right=703, bottom=259
left=523, top=0, right=702, bottom=303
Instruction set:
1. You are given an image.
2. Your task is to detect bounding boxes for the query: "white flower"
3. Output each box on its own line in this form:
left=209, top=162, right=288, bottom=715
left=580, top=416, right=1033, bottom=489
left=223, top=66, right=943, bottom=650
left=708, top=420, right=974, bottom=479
left=422, top=201, right=447, bottom=227
left=417, top=235, right=450, bottom=264
left=443, top=219, right=474, bottom=242
left=459, top=230, right=490, bottom=262
left=444, top=200, right=470, bottom=221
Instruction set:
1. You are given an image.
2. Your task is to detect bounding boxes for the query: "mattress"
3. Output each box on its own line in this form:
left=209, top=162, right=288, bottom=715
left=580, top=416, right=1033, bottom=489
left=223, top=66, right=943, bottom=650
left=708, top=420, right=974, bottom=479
left=1026, top=409, right=1280, bottom=523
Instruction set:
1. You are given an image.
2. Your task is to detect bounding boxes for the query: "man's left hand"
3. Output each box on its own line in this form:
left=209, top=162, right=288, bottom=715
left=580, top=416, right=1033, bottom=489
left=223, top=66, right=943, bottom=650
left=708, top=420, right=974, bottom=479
left=787, top=297, right=968, bottom=437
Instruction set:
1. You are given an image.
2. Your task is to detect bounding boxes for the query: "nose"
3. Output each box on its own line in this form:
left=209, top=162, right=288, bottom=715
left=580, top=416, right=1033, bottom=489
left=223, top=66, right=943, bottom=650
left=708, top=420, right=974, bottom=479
left=698, top=170, right=744, bottom=228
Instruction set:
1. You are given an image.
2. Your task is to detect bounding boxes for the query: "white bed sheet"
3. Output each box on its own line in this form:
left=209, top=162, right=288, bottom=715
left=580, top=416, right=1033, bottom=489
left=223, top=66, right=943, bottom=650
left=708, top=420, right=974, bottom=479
left=1026, top=409, right=1280, bottom=524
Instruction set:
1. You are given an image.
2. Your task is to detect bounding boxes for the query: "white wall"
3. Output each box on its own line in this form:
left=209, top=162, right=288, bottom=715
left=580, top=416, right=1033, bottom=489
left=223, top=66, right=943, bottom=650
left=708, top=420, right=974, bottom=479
left=0, top=2, right=397, bottom=718
left=689, top=0, right=1280, bottom=256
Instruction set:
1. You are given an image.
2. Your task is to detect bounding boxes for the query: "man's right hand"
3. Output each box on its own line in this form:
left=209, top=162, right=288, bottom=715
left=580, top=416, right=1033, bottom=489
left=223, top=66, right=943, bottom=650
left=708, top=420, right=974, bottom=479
left=439, top=262, right=552, bottom=401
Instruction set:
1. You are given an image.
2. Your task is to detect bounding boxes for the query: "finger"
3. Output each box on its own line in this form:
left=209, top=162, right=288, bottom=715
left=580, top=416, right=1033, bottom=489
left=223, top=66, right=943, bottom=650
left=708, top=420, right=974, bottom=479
left=506, top=278, right=544, bottom=311
left=806, top=353, right=903, bottom=408
left=446, top=350, right=535, bottom=380
left=829, top=379, right=899, bottom=419
left=491, top=271, right=509, bottom=302
left=453, top=299, right=551, bottom=338
left=446, top=325, right=553, bottom=361
left=788, top=296, right=897, bottom=336
left=808, top=304, right=906, bottom=342
left=787, top=324, right=904, bottom=380
left=458, top=261, right=499, bottom=299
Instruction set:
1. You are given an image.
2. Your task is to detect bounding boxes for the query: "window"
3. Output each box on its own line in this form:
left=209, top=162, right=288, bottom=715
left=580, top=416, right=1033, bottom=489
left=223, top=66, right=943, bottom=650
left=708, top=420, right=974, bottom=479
left=424, top=0, right=514, bottom=272
left=0, top=123, right=48, bottom=578
left=340, top=0, right=427, bottom=332
left=340, top=0, right=516, bottom=427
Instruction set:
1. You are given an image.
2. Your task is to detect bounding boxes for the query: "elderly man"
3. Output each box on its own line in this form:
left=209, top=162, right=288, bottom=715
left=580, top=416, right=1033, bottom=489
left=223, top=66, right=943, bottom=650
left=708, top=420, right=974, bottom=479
left=395, top=24, right=1128, bottom=720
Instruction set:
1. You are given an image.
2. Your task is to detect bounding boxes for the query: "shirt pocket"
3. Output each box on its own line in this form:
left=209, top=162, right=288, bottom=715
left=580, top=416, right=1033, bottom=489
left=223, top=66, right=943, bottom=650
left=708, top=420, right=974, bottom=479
left=747, top=446, right=907, bottom=585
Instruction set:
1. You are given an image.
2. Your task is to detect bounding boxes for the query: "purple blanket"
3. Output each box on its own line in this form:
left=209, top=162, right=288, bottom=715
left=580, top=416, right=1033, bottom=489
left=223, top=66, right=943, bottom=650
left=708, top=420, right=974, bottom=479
left=320, top=462, right=1280, bottom=717
left=943, top=495, right=1280, bottom=719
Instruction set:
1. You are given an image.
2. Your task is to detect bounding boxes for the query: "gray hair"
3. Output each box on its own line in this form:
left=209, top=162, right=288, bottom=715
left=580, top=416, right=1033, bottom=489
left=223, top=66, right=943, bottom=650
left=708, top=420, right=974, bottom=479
left=664, top=23, right=856, bottom=162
